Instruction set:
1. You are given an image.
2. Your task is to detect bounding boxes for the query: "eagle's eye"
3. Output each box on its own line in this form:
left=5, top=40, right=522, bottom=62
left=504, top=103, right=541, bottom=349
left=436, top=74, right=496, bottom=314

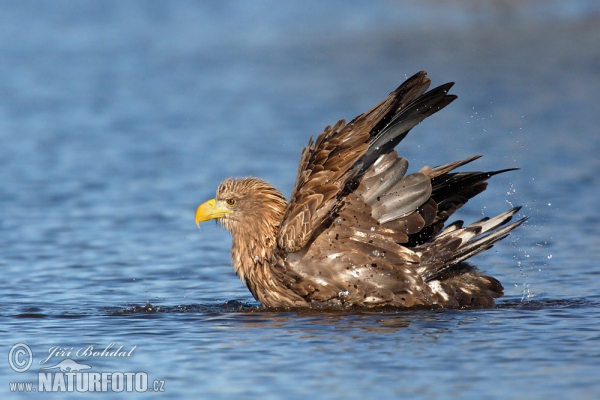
left=225, top=198, right=236, bottom=207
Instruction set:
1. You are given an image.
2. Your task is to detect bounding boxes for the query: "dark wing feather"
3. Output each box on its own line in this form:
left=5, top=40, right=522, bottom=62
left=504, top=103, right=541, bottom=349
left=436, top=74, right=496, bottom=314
left=356, top=82, right=456, bottom=173
left=278, top=71, right=455, bottom=252
left=406, top=166, right=519, bottom=246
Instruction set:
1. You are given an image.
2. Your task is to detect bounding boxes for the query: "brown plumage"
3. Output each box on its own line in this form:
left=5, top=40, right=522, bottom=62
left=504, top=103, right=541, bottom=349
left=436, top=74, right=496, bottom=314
left=195, top=71, right=527, bottom=309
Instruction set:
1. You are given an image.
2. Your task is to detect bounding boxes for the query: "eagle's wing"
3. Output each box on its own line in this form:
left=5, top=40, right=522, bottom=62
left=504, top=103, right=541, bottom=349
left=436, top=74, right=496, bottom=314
left=280, top=152, right=525, bottom=308
left=277, top=71, right=456, bottom=253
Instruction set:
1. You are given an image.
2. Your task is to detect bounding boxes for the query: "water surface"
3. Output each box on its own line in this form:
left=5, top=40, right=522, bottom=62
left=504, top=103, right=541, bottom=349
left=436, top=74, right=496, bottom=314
left=1, top=1, right=599, bottom=398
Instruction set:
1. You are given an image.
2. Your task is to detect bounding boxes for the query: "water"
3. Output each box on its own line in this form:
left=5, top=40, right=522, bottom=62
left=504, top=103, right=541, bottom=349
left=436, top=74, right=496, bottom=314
left=1, top=1, right=599, bottom=398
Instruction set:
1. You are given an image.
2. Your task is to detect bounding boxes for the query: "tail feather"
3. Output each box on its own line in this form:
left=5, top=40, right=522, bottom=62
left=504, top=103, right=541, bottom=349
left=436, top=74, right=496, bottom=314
left=419, top=207, right=527, bottom=282
left=447, top=216, right=528, bottom=267
left=435, top=220, right=465, bottom=237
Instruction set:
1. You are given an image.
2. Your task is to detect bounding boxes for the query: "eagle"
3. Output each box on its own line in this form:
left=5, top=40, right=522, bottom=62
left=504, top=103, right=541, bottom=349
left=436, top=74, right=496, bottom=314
left=195, top=71, right=526, bottom=309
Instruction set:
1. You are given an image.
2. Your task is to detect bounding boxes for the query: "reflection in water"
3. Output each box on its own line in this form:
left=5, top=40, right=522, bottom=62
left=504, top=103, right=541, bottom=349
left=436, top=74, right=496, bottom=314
left=103, top=297, right=599, bottom=334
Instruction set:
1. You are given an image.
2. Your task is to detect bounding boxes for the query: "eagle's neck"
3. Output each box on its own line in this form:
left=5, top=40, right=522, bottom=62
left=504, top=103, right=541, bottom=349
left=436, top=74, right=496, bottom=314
left=227, top=186, right=289, bottom=305
left=230, top=219, right=279, bottom=287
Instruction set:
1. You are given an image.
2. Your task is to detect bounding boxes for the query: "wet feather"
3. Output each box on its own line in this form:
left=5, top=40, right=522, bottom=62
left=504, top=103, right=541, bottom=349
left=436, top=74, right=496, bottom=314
left=195, top=71, right=526, bottom=309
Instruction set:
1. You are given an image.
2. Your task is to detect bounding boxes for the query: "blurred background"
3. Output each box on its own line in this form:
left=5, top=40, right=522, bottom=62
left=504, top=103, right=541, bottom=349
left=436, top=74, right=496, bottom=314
left=2, top=0, right=598, bottom=299
left=1, top=1, right=599, bottom=398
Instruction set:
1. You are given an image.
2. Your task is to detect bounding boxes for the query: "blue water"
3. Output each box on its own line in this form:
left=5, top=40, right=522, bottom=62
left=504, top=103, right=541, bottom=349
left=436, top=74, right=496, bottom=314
left=1, top=1, right=599, bottom=398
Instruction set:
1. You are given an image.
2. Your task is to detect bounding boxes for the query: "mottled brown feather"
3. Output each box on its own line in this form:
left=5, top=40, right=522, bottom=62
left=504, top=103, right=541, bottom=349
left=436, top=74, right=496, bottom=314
left=198, top=71, right=527, bottom=309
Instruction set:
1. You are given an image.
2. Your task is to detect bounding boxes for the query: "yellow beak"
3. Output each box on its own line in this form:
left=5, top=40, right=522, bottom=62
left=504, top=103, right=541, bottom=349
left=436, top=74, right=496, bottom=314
left=195, top=199, right=233, bottom=228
